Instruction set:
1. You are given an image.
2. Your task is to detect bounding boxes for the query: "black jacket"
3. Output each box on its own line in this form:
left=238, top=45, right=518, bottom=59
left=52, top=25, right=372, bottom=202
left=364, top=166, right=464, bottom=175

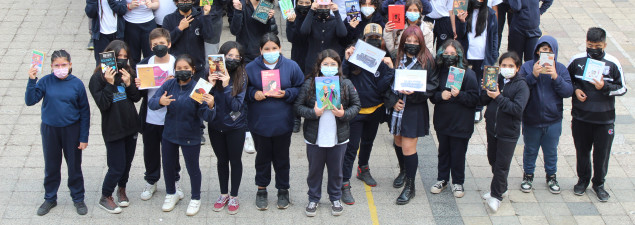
left=230, top=0, right=278, bottom=62
left=384, top=59, right=439, bottom=109
left=300, top=9, right=347, bottom=72
left=430, top=67, right=479, bottom=139
left=286, top=14, right=309, bottom=73
left=342, top=60, right=393, bottom=108
left=163, top=7, right=215, bottom=72
left=456, top=7, right=499, bottom=68
left=343, top=12, right=386, bottom=48
left=480, top=73, right=530, bottom=142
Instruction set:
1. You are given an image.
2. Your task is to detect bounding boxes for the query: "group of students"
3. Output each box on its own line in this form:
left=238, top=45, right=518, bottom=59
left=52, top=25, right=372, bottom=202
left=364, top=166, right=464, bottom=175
left=25, top=0, right=626, bottom=218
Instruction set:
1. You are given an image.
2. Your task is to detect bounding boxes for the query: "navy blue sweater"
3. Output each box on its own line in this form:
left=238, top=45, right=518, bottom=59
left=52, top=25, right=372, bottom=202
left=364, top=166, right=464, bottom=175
left=86, top=0, right=127, bottom=40
left=286, top=14, right=309, bottom=73
left=209, top=74, right=248, bottom=131
left=26, top=74, right=91, bottom=143
left=245, top=55, right=305, bottom=137
left=230, top=0, right=278, bottom=62
left=162, top=8, right=215, bottom=71
left=456, top=7, right=499, bottom=68
left=300, top=9, right=348, bottom=72
left=342, top=60, right=393, bottom=108
left=508, top=0, right=552, bottom=36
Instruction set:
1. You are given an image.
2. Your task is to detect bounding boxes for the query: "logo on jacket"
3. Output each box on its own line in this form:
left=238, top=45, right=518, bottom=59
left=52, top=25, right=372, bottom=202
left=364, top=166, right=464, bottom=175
left=608, top=129, right=614, bottom=135
left=440, top=34, right=447, bottom=40
left=195, top=28, right=200, bottom=36
left=578, top=64, right=584, bottom=70
left=374, top=71, right=380, bottom=77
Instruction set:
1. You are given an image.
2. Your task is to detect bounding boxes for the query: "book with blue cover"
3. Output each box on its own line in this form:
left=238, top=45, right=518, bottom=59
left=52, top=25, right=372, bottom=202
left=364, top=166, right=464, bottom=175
left=316, top=76, right=341, bottom=110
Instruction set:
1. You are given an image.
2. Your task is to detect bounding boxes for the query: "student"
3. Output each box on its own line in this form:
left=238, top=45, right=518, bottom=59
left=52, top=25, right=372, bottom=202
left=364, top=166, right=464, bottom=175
left=494, top=0, right=511, bottom=51
left=295, top=49, right=361, bottom=217
left=204, top=0, right=229, bottom=60
left=154, top=0, right=178, bottom=28
left=149, top=54, right=216, bottom=216
left=230, top=0, right=279, bottom=63
left=507, top=0, right=553, bottom=61
left=123, top=0, right=159, bottom=68
left=300, top=1, right=347, bottom=72
left=339, top=24, right=394, bottom=205
left=384, top=0, right=434, bottom=55
left=518, top=36, right=573, bottom=194
left=429, top=40, right=479, bottom=198
left=480, top=52, right=529, bottom=212
left=568, top=27, right=627, bottom=202
left=245, top=33, right=305, bottom=210
left=208, top=41, right=248, bottom=215
left=286, top=0, right=313, bottom=133
left=343, top=0, right=385, bottom=48
left=85, top=0, right=128, bottom=65
left=385, top=26, right=438, bottom=205
left=26, top=50, right=90, bottom=216
left=380, top=0, right=431, bottom=17
left=424, top=0, right=453, bottom=51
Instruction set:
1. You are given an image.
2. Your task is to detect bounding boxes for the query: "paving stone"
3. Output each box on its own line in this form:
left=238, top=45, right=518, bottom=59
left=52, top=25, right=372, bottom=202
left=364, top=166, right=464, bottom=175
left=566, top=202, right=600, bottom=216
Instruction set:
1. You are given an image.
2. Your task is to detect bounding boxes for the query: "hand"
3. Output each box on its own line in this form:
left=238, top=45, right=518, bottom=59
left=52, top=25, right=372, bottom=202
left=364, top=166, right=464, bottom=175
left=590, top=77, right=605, bottom=90
left=129, top=0, right=140, bottom=9
left=398, top=90, right=414, bottom=95
left=208, top=73, right=219, bottom=86
left=202, top=93, right=215, bottom=108
left=135, top=78, right=141, bottom=88
left=314, top=102, right=326, bottom=116
left=145, top=0, right=152, bottom=7
left=544, top=65, right=558, bottom=80
left=78, top=142, right=88, bottom=150
left=120, top=69, right=131, bottom=87
left=345, top=46, right=355, bottom=60
left=441, top=90, right=451, bottom=100
left=254, top=90, right=266, bottom=101
left=450, top=86, right=460, bottom=97
left=331, top=105, right=345, bottom=117
left=385, top=21, right=395, bottom=32
left=532, top=61, right=542, bottom=77
left=159, top=91, right=176, bottom=106
left=219, top=71, right=230, bottom=88
left=575, top=89, right=587, bottom=102
left=486, top=87, right=500, bottom=99
left=28, top=65, right=37, bottom=79
left=349, top=17, right=360, bottom=28
left=104, top=67, right=116, bottom=85
left=330, top=2, right=338, bottom=11
left=311, top=2, right=318, bottom=10
left=269, top=90, right=286, bottom=98
left=453, top=32, right=457, bottom=39
left=457, top=12, right=467, bottom=22
left=287, top=13, right=296, bottom=22
left=178, top=15, right=194, bottom=31
left=393, top=99, right=405, bottom=112
left=203, top=5, right=212, bottom=15
left=233, top=0, right=242, bottom=10
left=383, top=57, right=394, bottom=69
left=268, top=9, right=275, bottom=19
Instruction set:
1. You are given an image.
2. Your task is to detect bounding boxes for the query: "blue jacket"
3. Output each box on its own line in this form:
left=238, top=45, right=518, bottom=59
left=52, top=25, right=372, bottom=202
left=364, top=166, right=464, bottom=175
left=209, top=74, right=248, bottom=131
left=245, top=55, right=305, bottom=137
left=162, top=8, right=215, bottom=71
left=149, top=78, right=216, bottom=146
left=456, top=7, right=499, bottom=68
left=26, top=74, right=91, bottom=143
left=381, top=0, right=432, bottom=16
left=508, top=0, right=552, bottom=36
left=520, top=36, right=573, bottom=128
left=342, top=60, right=394, bottom=108
left=85, top=0, right=127, bottom=40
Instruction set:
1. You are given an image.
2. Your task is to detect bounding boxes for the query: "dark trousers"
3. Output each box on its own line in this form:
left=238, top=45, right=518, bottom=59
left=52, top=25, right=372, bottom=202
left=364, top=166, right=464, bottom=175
left=124, top=19, right=157, bottom=68
left=93, top=33, right=118, bottom=66
left=507, top=27, right=539, bottom=62
left=162, top=139, right=202, bottom=200
left=343, top=109, right=382, bottom=181
left=436, top=134, right=469, bottom=184
left=209, top=127, right=246, bottom=197
left=102, top=134, right=137, bottom=197
left=572, top=119, right=615, bottom=186
left=142, top=123, right=181, bottom=185
left=41, top=122, right=84, bottom=203
left=469, top=59, right=484, bottom=111
left=496, top=2, right=512, bottom=51
left=253, top=132, right=292, bottom=190
left=307, top=144, right=346, bottom=202
left=486, top=132, right=517, bottom=201
left=431, top=16, right=453, bottom=51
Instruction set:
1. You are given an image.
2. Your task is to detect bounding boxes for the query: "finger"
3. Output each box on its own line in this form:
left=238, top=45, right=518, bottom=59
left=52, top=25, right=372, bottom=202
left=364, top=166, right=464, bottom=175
left=169, top=98, right=176, bottom=102
left=167, top=95, right=173, bottom=98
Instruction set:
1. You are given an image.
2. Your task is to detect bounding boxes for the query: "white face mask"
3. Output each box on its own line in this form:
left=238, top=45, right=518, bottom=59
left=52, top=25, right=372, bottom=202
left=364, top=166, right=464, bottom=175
left=361, top=6, right=375, bottom=17
left=500, top=68, right=516, bottom=79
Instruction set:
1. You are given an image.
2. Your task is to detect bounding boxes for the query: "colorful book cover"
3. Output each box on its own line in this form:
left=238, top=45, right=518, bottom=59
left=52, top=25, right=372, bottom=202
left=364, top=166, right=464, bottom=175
left=200, top=0, right=213, bottom=6
left=317, top=0, right=330, bottom=5
left=345, top=0, right=361, bottom=22
left=261, top=69, right=281, bottom=96
left=208, top=54, right=227, bottom=76
left=279, top=0, right=295, bottom=20
left=316, top=76, right=341, bottom=110
left=252, top=0, right=275, bottom=24
left=452, top=0, right=467, bottom=15
left=137, top=64, right=170, bottom=90
left=99, top=51, right=117, bottom=74
left=446, top=66, right=465, bottom=90
left=31, top=50, right=45, bottom=74
left=482, top=66, right=499, bottom=91
left=582, top=58, right=606, bottom=82
left=394, top=69, right=427, bottom=92
left=190, top=78, right=214, bottom=104
left=388, top=5, right=405, bottom=30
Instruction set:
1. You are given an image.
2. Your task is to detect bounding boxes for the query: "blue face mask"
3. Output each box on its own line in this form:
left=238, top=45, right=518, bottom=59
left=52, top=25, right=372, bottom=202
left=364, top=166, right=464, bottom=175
left=406, top=12, right=420, bottom=22
left=263, top=51, right=280, bottom=64
left=320, top=66, right=338, bottom=77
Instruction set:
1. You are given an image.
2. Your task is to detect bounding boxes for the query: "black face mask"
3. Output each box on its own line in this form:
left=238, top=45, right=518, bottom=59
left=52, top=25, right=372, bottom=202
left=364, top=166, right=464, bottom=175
left=177, top=3, right=193, bottom=13
left=404, top=44, right=421, bottom=56
left=226, top=58, right=241, bottom=72
left=296, top=5, right=311, bottom=16
left=471, top=0, right=482, bottom=8
left=175, top=70, right=192, bottom=81
left=587, top=47, right=604, bottom=60
left=116, top=58, right=128, bottom=69
left=442, top=55, right=458, bottom=67
left=366, top=38, right=382, bottom=48
left=316, top=9, right=330, bottom=19
left=152, top=45, right=169, bottom=58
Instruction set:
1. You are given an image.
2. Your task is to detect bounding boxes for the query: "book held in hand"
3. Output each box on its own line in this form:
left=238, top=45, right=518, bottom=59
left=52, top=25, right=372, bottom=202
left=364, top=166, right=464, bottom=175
left=137, top=64, right=171, bottom=90
left=388, top=5, right=405, bottom=30
left=446, top=66, right=465, bottom=90
left=316, top=76, right=341, bottom=110
left=261, top=69, right=281, bottom=96
left=582, top=58, right=606, bottom=82
left=539, top=52, right=555, bottom=73
left=452, top=0, right=467, bottom=15
left=208, top=55, right=227, bottom=76
left=252, top=0, right=275, bottom=24
left=279, top=0, right=295, bottom=20
left=345, top=0, right=361, bottom=22
left=190, top=78, right=214, bottom=104
left=200, top=0, right=213, bottom=6
left=31, top=50, right=45, bottom=74
left=482, top=66, right=499, bottom=91
left=349, top=39, right=386, bottom=74
left=394, top=69, right=427, bottom=92
left=317, top=0, right=330, bottom=5
left=100, top=51, right=117, bottom=74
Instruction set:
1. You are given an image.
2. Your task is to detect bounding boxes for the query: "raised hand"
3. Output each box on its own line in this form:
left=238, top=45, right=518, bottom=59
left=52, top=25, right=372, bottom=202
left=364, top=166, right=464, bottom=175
left=159, top=91, right=176, bottom=106
left=178, top=15, right=195, bottom=31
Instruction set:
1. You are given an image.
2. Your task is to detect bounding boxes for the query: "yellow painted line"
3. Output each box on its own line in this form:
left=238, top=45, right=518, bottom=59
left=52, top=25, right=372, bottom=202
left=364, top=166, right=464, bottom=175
left=364, top=184, right=380, bottom=225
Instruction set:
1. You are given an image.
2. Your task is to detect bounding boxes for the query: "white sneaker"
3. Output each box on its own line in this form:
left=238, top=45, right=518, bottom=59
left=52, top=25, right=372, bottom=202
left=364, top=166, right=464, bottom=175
left=482, top=191, right=508, bottom=200
left=162, top=194, right=180, bottom=212
left=452, top=184, right=465, bottom=198
left=244, top=132, right=256, bottom=154
left=140, top=182, right=157, bottom=201
left=186, top=199, right=201, bottom=216
left=176, top=181, right=185, bottom=199
left=487, top=197, right=500, bottom=213
left=430, top=180, right=447, bottom=194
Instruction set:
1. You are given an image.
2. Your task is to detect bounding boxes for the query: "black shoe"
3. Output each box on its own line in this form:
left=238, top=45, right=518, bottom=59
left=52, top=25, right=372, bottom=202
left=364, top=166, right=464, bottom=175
left=393, top=171, right=406, bottom=188
left=396, top=177, right=415, bottom=205
left=37, top=200, right=57, bottom=216
left=592, top=185, right=610, bottom=202
left=546, top=174, right=561, bottom=194
left=293, top=118, right=301, bottom=133
left=201, top=135, right=206, bottom=145
left=520, top=173, right=534, bottom=193
left=277, top=189, right=290, bottom=209
left=74, top=201, right=88, bottom=215
left=574, top=180, right=589, bottom=196
left=341, top=181, right=355, bottom=205
left=356, top=165, right=377, bottom=187
left=256, top=189, right=268, bottom=210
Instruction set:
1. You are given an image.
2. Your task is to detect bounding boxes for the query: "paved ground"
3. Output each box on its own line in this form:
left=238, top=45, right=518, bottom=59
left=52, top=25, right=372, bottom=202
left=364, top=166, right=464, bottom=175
left=0, top=0, right=635, bottom=224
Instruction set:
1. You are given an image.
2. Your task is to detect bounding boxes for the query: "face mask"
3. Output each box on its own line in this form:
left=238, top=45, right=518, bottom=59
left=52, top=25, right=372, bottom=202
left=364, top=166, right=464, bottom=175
left=316, top=9, right=330, bottom=19
left=53, top=67, right=69, bottom=79
left=116, top=58, right=128, bottom=69
left=177, top=3, right=193, bottom=13
left=263, top=51, right=280, bottom=64
left=295, top=5, right=311, bottom=16
left=361, top=6, right=375, bottom=17
left=500, top=68, right=516, bottom=79
left=320, top=66, right=338, bottom=77
left=404, top=43, right=420, bottom=56
left=175, top=70, right=192, bottom=81
left=471, top=0, right=482, bottom=8
left=442, top=55, right=458, bottom=67
left=226, top=58, right=241, bottom=72
left=152, top=45, right=169, bottom=58
left=586, top=47, right=604, bottom=60
left=366, top=38, right=382, bottom=48
left=405, top=12, right=420, bottom=22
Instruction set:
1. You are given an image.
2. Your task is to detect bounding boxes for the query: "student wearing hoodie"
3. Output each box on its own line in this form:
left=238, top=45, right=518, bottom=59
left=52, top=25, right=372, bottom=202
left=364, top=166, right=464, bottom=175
left=231, top=0, right=279, bottom=63
left=384, top=0, right=434, bottom=55
left=344, top=0, right=386, bottom=48
left=85, top=0, right=128, bottom=66
left=245, top=33, right=305, bottom=210
left=568, top=27, right=627, bottom=202
left=507, top=0, right=553, bottom=61
left=518, top=36, right=573, bottom=194
left=300, top=1, right=348, bottom=72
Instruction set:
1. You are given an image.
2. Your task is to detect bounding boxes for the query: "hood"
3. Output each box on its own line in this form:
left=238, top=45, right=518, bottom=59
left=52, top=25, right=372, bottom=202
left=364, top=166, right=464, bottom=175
left=533, top=35, right=559, bottom=62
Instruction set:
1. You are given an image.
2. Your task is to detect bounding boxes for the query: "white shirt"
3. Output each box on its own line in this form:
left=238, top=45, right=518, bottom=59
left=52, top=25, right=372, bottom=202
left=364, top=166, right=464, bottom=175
left=99, top=0, right=118, bottom=34
left=467, top=9, right=487, bottom=60
left=488, top=0, right=503, bottom=8
left=427, top=0, right=453, bottom=19
left=145, top=55, right=176, bottom=125
left=316, top=110, right=338, bottom=147
left=154, top=0, right=177, bottom=25
left=332, top=0, right=347, bottom=21
left=265, top=62, right=277, bottom=70
left=123, top=0, right=156, bottom=24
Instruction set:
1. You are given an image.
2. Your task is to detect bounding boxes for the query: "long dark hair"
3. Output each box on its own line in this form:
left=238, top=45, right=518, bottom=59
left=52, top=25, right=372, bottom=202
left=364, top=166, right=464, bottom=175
left=93, top=40, right=134, bottom=76
left=217, top=41, right=248, bottom=96
left=259, top=32, right=281, bottom=49
left=466, top=0, right=489, bottom=37
left=498, top=51, right=521, bottom=69
left=175, top=54, right=197, bottom=72
left=51, top=50, right=72, bottom=74
left=396, top=26, right=434, bottom=69
left=435, top=39, right=468, bottom=69
left=305, top=49, right=348, bottom=102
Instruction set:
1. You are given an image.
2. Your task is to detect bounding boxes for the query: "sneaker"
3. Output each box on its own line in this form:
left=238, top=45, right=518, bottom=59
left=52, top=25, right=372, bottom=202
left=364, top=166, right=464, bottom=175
left=341, top=181, right=355, bottom=205
left=574, top=180, right=589, bottom=196
left=277, top=189, right=290, bottom=209
left=87, top=39, right=94, bottom=50
left=201, top=135, right=206, bottom=145
left=520, top=173, right=534, bottom=193
left=452, top=184, right=465, bottom=198
left=244, top=132, right=256, bottom=154
left=99, top=196, right=122, bottom=214
left=331, top=200, right=343, bottom=216
left=256, top=189, right=268, bottom=210
left=162, top=194, right=180, bottom=212
left=141, top=182, right=157, bottom=200
left=356, top=165, right=377, bottom=187
left=74, top=201, right=88, bottom=215
left=486, top=196, right=501, bottom=213
left=176, top=181, right=185, bottom=199
left=293, top=118, right=301, bottom=133
left=213, top=195, right=229, bottom=212
left=430, top=180, right=447, bottom=194
left=546, top=174, right=561, bottom=194
left=305, top=202, right=318, bottom=217
left=591, top=185, right=610, bottom=202
left=228, top=197, right=239, bottom=215
left=116, top=187, right=129, bottom=207
left=36, top=200, right=57, bottom=216
left=482, top=191, right=508, bottom=200
left=474, top=111, right=483, bottom=123
left=186, top=199, right=201, bottom=216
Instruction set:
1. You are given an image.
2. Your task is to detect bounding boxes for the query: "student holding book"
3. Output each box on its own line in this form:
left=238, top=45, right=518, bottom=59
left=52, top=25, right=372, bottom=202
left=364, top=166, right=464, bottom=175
left=85, top=0, right=128, bottom=66
left=480, top=52, right=529, bottom=212
left=380, top=0, right=431, bottom=17
left=383, top=0, right=434, bottom=55
left=424, top=0, right=453, bottom=51
left=295, top=49, right=361, bottom=217
left=300, top=1, right=348, bottom=72
left=518, top=35, right=573, bottom=194
left=245, top=33, right=305, bottom=210
left=88, top=40, right=142, bottom=214
left=123, top=0, right=160, bottom=68
left=568, top=27, right=627, bottom=202
left=429, top=40, right=479, bottom=198
left=149, top=54, right=217, bottom=216
left=343, top=0, right=385, bottom=48
left=286, top=0, right=313, bottom=133
left=385, top=26, right=438, bottom=205
left=231, top=0, right=279, bottom=63
left=507, top=0, right=553, bottom=61
left=26, top=50, right=90, bottom=216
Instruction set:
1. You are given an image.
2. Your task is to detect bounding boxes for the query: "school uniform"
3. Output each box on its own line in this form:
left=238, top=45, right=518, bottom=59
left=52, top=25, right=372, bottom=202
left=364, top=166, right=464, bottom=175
left=424, top=0, right=454, bottom=51
left=85, top=0, right=127, bottom=65
left=383, top=22, right=435, bottom=57
left=154, top=0, right=177, bottom=27
left=230, top=0, right=279, bottom=63
left=26, top=74, right=90, bottom=203
left=455, top=7, right=499, bottom=80
left=287, top=13, right=310, bottom=73
left=300, top=9, right=348, bottom=72
left=343, top=12, right=386, bottom=48
left=380, top=0, right=432, bottom=16
left=123, top=0, right=158, bottom=68
left=507, top=0, right=553, bottom=61
left=203, top=0, right=229, bottom=58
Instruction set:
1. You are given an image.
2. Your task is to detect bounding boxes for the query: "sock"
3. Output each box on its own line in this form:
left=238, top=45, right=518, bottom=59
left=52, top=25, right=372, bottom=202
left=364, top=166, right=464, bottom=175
left=394, top=142, right=405, bottom=171
left=404, top=153, right=418, bottom=179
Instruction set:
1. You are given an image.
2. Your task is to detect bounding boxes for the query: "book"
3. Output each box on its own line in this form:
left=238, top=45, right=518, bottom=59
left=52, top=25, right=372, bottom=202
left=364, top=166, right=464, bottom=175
left=446, top=66, right=465, bottom=90
left=136, top=64, right=171, bottom=89
left=482, top=66, right=499, bottom=91
left=452, top=0, right=467, bottom=15
left=279, top=0, right=295, bottom=20
left=252, top=0, right=275, bottom=24
left=388, top=5, right=405, bottom=30
left=200, top=0, right=213, bottom=6
left=261, top=69, right=281, bottom=96
left=316, top=76, right=341, bottom=110
left=349, top=39, right=386, bottom=74
left=394, top=69, right=427, bottom=92
left=31, top=50, right=45, bottom=74
left=317, top=0, right=330, bottom=5
left=208, top=54, right=227, bottom=76
left=99, top=51, right=117, bottom=74
left=345, top=0, right=361, bottom=22
left=539, top=52, right=555, bottom=74
left=582, top=58, right=606, bottom=82
left=190, top=78, right=214, bottom=104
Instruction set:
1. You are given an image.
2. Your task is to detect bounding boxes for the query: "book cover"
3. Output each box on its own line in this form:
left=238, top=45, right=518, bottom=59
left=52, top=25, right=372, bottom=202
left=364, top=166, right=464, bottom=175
left=252, top=0, right=275, bottom=24
left=452, top=0, right=467, bottom=15
left=99, top=51, right=117, bottom=74
left=279, top=0, right=295, bottom=20
left=261, top=69, right=281, bottom=96
left=137, top=64, right=170, bottom=90
left=446, top=66, right=465, bottom=90
left=190, top=78, right=214, bottom=104
left=200, top=0, right=213, bottom=6
left=317, top=0, right=330, bottom=5
left=394, top=69, right=427, bottom=92
left=316, top=76, right=341, bottom=110
left=31, top=50, right=45, bottom=74
left=482, top=66, right=499, bottom=91
left=208, top=54, right=227, bottom=76
left=345, top=0, right=361, bottom=22
left=388, top=5, right=405, bottom=30
left=582, top=58, right=606, bottom=82
left=349, top=39, right=386, bottom=74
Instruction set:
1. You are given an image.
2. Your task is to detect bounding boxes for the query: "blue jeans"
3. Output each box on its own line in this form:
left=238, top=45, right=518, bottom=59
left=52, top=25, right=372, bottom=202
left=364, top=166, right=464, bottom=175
left=522, top=122, right=562, bottom=176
